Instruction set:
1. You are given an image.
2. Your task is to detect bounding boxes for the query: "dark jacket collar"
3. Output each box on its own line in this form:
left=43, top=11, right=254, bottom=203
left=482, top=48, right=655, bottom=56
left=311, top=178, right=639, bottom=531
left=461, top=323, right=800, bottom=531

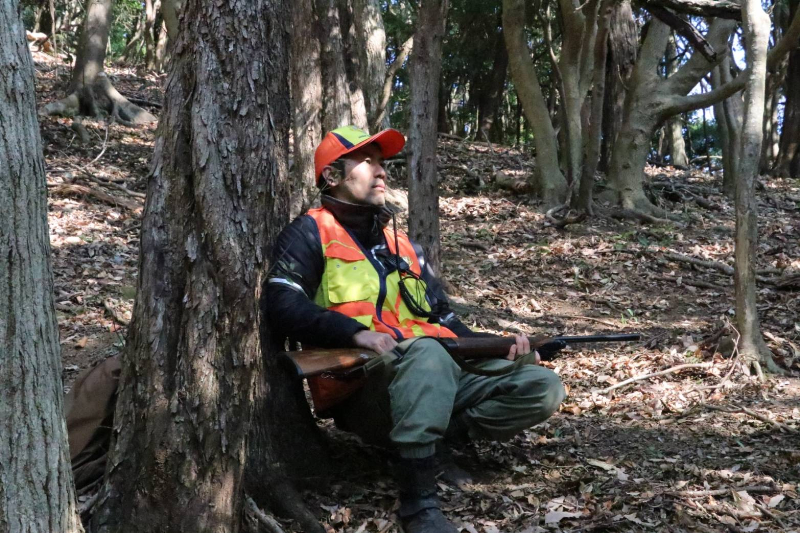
left=321, top=194, right=395, bottom=248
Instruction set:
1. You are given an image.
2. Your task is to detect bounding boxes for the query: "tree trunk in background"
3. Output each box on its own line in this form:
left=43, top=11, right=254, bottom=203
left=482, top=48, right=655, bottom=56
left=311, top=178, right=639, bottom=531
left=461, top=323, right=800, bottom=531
left=503, top=0, right=567, bottom=206
left=353, top=0, right=387, bottom=129
left=714, top=54, right=743, bottom=198
left=666, top=34, right=689, bottom=169
left=291, top=0, right=323, bottom=217
left=373, top=35, right=413, bottom=131
left=154, top=20, right=168, bottom=70
left=775, top=41, right=800, bottom=178
left=339, top=0, right=369, bottom=130
left=162, top=0, right=179, bottom=38
left=0, top=6, right=83, bottom=532
left=318, top=0, right=352, bottom=131
left=143, top=0, right=157, bottom=69
left=90, top=0, right=290, bottom=530
left=760, top=72, right=782, bottom=173
left=477, top=25, right=509, bottom=142
left=734, top=0, right=778, bottom=376
left=599, top=0, right=637, bottom=173
left=408, top=0, right=448, bottom=276
left=711, top=65, right=732, bottom=189
left=69, top=0, right=112, bottom=92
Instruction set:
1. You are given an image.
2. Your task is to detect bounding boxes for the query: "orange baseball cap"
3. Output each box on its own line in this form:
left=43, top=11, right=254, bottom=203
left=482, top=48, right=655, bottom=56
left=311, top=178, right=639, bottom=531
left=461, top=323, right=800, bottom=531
left=314, top=125, right=405, bottom=184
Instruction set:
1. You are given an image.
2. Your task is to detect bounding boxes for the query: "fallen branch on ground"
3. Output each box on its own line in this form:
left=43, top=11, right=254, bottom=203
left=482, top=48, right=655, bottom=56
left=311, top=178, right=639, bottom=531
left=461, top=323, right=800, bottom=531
left=706, top=404, right=799, bottom=434
left=545, top=204, right=586, bottom=228
left=599, top=363, right=713, bottom=394
left=48, top=182, right=142, bottom=211
left=609, top=208, right=683, bottom=227
left=667, top=485, right=778, bottom=498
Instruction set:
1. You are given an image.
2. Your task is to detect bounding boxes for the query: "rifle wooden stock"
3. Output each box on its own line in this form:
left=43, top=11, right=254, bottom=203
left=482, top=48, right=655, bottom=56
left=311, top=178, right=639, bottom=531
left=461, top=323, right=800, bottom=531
left=282, top=333, right=641, bottom=379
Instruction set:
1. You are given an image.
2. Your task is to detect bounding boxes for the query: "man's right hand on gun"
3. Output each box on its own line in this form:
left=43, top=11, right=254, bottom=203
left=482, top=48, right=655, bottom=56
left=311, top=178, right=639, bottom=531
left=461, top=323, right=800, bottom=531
left=353, top=330, right=398, bottom=354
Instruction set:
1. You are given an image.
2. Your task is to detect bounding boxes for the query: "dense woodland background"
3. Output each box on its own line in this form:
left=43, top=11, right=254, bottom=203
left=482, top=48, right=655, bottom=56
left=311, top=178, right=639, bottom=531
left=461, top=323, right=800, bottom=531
left=2, top=0, right=800, bottom=531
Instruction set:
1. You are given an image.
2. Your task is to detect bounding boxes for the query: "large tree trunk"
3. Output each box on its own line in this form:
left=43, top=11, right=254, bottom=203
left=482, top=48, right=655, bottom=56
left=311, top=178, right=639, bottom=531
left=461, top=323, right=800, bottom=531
left=353, top=0, right=387, bottom=129
left=69, top=0, right=112, bottom=92
left=734, top=0, right=778, bottom=376
left=775, top=35, right=800, bottom=178
left=477, top=24, right=509, bottom=142
left=291, top=0, right=323, bottom=218
left=0, top=6, right=83, bottom=533
left=599, top=0, right=637, bottom=173
left=90, top=0, right=291, bottom=530
left=666, top=34, right=689, bottom=169
left=408, top=0, right=448, bottom=276
left=339, top=0, right=369, bottom=130
left=318, top=0, right=353, bottom=131
left=606, top=18, right=738, bottom=215
left=503, top=0, right=567, bottom=206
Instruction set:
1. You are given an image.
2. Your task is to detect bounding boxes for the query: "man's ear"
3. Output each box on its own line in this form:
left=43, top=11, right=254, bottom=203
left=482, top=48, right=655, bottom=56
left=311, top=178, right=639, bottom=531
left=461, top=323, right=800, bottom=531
left=321, top=166, right=339, bottom=188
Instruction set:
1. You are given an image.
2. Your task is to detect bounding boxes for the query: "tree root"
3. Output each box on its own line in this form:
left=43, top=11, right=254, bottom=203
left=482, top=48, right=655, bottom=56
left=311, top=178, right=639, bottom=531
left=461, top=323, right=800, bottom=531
left=244, top=495, right=287, bottom=533
left=608, top=208, right=683, bottom=227
left=545, top=204, right=587, bottom=228
left=40, top=72, right=157, bottom=126
left=248, top=474, right=326, bottom=533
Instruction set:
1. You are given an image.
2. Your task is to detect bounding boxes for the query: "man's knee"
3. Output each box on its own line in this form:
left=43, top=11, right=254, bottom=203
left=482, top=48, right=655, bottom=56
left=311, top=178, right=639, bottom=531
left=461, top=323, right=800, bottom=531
left=537, top=368, right=566, bottom=417
left=397, top=337, right=459, bottom=374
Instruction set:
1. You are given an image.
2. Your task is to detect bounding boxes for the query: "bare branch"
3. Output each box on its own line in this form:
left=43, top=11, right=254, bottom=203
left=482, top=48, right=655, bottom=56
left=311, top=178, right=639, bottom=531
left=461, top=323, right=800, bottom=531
left=641, top=0, right=741, bottom=20
left=644, top=4, right=718, bottom=61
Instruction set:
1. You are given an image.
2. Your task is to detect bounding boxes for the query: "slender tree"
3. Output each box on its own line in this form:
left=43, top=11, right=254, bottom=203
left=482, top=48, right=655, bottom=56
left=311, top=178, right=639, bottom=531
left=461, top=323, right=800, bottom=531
left=319, top=0, right=354, bottom=131
left=408, top=0, right=449, bottom=275
left=0, top=4, right=83, bottom=532
left=733, top=0, right=779, bottom=375
left=666, top=33, right=689, bottom=169
left=90, top=0, right=291, bottom=530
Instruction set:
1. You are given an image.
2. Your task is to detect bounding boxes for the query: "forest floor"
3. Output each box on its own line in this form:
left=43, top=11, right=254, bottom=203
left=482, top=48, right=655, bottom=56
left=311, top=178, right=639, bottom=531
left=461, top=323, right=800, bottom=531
left=34, top=54, right=800, bottom=533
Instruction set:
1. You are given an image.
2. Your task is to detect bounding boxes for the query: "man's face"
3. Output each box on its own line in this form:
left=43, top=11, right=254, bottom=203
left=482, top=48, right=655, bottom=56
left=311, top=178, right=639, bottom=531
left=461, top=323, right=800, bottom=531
left=324, top=143, right=387, bottom=207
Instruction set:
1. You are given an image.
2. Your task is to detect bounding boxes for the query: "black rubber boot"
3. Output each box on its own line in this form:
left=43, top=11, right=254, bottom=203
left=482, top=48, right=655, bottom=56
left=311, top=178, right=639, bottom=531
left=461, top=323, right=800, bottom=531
left=395, top=456, right=459, bottom=533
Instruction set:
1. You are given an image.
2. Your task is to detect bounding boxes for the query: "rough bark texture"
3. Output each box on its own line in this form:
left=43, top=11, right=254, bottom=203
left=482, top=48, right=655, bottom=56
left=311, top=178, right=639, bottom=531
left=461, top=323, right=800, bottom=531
left=69, top=0, right=112, bottom=92
left=666, top=34, right=688, bottom=169
left=352, top=0, right=387, bottom=128
left=90, top=0, right=291, bottom=530
left=503, top=0, right=567, bottom=206
left=0, top=5, right=83, bottom=532
left=715, top=54, right=743, bottom=198
left=599, top=0, right=637, bottom=173
left=339, top=0, right=369, bottom=130
left=408, top=0, right=448, bottom=276
left=291, top=0, right=323, bottom=218
left=319, top=0, right=353, bottom=131
left=734, top=0, right=777, bottom=373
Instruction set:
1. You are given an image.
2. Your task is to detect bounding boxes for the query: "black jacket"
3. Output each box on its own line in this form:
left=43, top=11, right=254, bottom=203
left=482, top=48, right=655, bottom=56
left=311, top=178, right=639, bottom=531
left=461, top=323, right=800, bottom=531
left=265, top=195, right=480, bottom=348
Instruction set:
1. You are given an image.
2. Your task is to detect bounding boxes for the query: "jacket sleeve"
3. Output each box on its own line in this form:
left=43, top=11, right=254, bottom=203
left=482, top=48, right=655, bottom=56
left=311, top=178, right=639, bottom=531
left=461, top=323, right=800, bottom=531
left=264, top=216, right=369, bottom=348
left=412, top=243, right=492, bottom=338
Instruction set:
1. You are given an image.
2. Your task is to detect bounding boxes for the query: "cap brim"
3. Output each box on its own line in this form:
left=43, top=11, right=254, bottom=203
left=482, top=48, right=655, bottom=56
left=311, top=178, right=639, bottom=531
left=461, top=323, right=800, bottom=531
left=342, top=128, right=406, bottom=160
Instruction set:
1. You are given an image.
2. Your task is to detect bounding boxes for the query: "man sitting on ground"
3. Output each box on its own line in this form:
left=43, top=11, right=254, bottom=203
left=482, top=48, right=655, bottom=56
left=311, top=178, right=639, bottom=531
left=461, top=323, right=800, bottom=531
left=266, top=125, right=565, bottom=533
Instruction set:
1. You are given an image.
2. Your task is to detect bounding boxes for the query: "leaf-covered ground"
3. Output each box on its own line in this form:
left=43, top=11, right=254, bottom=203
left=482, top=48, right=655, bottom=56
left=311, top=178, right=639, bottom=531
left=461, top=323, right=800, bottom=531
left=34, top=52, right=800, bottom=532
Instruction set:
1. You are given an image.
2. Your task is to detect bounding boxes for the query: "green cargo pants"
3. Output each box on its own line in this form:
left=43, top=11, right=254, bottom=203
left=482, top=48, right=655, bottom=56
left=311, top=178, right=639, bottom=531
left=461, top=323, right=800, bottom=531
left=332, top=337, right=566, bottom=459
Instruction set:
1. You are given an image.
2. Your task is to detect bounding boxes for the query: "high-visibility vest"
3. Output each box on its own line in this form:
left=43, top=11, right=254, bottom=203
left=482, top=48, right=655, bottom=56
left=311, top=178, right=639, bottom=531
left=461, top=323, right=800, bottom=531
left=305, top=206, right=456, bottom=413
left=308, top=206, right=456, bottom=340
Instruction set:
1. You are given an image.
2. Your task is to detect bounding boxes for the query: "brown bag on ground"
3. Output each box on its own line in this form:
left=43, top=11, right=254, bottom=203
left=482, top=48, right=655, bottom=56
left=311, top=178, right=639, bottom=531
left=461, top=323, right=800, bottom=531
left=64, top=355, right=121, bottom=492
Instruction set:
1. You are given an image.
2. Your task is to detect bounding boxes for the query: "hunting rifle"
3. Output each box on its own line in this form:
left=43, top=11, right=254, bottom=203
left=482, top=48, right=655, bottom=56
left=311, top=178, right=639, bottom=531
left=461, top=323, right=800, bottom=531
left=283, top=333, right=641, bottom=379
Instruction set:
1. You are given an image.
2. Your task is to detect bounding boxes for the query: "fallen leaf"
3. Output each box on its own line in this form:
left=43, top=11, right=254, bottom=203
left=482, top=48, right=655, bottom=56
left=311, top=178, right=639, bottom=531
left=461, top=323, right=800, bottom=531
left=75, top=336, right=88, bottom=349
left=768, top=494, right=785, bottom=508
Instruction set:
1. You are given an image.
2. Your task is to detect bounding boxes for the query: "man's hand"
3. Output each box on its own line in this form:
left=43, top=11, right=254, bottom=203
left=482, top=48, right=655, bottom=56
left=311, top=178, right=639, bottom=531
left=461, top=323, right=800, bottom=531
left=507, top=335, right=540, bottom=364
left=353, top=330, right=398, bottom=354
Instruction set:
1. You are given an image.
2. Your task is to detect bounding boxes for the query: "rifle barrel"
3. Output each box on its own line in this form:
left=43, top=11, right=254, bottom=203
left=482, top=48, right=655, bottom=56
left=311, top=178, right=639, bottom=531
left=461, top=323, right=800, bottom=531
left=553, top=334, right=641, bottom=344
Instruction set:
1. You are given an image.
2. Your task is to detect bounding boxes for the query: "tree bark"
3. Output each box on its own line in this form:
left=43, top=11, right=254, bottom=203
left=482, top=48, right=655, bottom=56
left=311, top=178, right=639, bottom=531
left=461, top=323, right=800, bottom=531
left=606, top=18, right=737, bottom=214
left=408, top=0, right=448, bottom=276
left=353, top=0, right=387, bottom=128
left=143, top=0, right=158, bottom=70
left=90, top=0, right=291, bottom=530
left=0, top=5, right=83, bottom=532
left=599, top=0, right=637, bottom=173
left=69, top=0, right=113, bottom=92
left=477, top=24, right=509, bottom=142
left=373, top=35, right=413, bottom=131
left=734, top=0, right=777, bottom=375
left=291, top=0, right=323, bottom=218
left=318, top=0, right=353, bottom=131
left=503, top=0, right=567, bottom=206
left=715, top=54, right=743, bottom=198
left=775, top=24, right=800, bottom=178
left=338, top=0, right=369, bottom=130
left=666, top=34, right=689, bottom=168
